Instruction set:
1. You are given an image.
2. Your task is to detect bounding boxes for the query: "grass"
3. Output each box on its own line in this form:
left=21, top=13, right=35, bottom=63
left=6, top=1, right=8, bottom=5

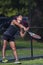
left=0, top=38, right=43, bottom=48
left=0, top=59, right=43, bottom=65
left=0, top=39, right=43, bottom=65
left=0, top=39, right=43, bottom=57
left=16, top=39, right=43, bottom=48
left=0, top=48, right=43, bottom=58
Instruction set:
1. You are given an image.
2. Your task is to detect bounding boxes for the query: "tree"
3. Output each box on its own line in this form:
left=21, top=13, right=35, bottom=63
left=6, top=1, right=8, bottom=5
left=0, top=0, right=37, bottom=16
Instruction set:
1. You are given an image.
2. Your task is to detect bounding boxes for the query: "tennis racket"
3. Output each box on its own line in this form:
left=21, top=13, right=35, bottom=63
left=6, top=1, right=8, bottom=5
left=27, top=31, right=41, bottom=39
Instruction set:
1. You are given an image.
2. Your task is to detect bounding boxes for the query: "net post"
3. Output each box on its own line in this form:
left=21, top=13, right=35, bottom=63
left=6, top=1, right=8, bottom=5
left=30, top=37, right=33, bottom=59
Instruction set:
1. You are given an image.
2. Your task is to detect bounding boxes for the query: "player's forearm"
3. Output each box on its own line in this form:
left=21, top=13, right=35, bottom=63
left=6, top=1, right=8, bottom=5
left=13, top=20, right=29, bottom=32
left=13, top=20, right=25, bottom=29
left=19, top=24, right=25, bottom=29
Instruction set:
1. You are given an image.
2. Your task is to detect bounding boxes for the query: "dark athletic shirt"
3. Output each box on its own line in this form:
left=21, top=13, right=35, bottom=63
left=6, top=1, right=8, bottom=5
left=4, top=25, right=20, bottom=37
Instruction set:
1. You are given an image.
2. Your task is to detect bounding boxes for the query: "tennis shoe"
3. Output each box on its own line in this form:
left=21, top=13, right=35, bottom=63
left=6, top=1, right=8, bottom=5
left=2, top=58, right=8, bottom=63
left=14, top=60, right=21, bottom=64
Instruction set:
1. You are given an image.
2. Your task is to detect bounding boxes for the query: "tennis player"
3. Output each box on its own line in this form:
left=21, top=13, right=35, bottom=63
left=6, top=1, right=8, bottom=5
left=2, top=15, right=29, bottom=64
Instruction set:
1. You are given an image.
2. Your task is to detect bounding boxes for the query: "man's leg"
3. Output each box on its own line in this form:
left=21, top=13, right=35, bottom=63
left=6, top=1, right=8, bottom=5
left=2, top=40, right=8, bottom=62
left=2, top=40, right=7, bottom=59
left=9, top=41, right=18, bottom=61
left=9, top=41, right=21, bottom=64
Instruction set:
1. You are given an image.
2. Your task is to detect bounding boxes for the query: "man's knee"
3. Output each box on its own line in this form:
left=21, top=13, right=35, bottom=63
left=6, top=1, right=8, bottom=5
left=12, top=47, right=16, bottom=51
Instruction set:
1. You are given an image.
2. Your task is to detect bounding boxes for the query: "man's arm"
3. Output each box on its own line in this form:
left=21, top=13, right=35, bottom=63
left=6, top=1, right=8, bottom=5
left=20, top=27, right=29, bottom=38
left=20, top=29, right=26, bottom=38
left=12, top=20, right=29, bottom=31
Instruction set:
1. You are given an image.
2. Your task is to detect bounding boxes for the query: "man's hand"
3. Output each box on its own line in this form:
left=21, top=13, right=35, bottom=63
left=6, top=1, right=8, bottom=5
left=24, top=27, right=29, bottom=32
left=20, top=27, right=29, bottom=38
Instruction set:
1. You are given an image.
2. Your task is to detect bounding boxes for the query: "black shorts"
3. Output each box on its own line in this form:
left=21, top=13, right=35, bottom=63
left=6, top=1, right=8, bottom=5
left=3, top=34, right=15, bottom=42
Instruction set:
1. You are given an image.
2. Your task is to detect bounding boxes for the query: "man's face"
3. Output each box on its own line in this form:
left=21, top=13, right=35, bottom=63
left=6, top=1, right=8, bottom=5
left=17, top=15, right=23, bottom=23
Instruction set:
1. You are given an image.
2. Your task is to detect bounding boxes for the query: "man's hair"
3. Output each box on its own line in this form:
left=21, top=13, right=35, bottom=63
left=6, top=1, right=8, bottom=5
left=14, top=14, right=22, bottom=19
left=16, top=14, right=22, bottom=17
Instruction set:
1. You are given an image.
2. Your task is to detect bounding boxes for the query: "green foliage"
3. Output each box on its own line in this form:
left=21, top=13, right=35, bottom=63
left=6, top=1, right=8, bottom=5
left=0, top=0, right=37, bottom=16
left=0, top=0, right=43, bottom=17
left=0, top=0, right=18, bottom=16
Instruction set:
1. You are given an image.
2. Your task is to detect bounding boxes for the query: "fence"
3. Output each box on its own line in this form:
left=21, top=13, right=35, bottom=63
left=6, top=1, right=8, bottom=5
left=0, top=17, right=43, bottom=61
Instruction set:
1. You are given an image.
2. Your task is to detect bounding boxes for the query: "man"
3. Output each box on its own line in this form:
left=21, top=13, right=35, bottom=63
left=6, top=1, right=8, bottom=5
left=2, top=15, right=29, bottom=64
